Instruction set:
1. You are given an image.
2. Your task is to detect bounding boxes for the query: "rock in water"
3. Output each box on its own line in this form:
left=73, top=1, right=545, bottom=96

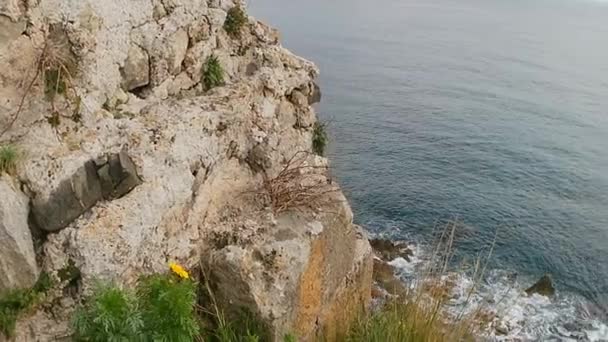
left=525, top=274, right=555, bottom=297
left=370, top=239, right=413, bottom=262
left=0, top=176, right=39, bottom=292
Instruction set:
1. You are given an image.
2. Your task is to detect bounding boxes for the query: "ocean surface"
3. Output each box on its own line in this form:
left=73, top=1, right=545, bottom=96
left=249, top=0, right=608, bottom=339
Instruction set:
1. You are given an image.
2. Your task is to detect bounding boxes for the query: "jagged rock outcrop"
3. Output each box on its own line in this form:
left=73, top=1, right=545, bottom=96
left=0, top=176, right=39, bottom=292
left=0, top=0, right=372, bottom=340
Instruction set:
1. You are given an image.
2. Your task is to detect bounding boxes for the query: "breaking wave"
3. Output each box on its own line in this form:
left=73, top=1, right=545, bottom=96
left=385, top=242, right=608, bottom=341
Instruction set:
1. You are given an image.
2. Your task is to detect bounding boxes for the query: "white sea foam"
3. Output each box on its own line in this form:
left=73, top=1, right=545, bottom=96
left=384, top=243, right=608, bottom=341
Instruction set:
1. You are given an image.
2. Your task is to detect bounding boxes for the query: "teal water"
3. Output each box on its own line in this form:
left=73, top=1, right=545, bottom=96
left=250, top=0, right=608, bottom=337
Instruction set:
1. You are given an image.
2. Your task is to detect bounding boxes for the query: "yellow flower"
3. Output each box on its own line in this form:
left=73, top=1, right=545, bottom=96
left=169, top=262, right=190, bottom=279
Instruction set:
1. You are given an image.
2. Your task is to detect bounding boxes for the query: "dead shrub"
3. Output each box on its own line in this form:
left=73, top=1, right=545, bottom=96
left=0, top=24, right=80, bottom=139
left=257, top=151, right=340, bottom=214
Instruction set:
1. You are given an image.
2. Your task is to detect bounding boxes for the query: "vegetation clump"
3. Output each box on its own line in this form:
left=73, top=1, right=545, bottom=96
left=0, top=145, right=19, bottom=175
left=0, top=273, right=53, bottom=338
left=224, top=6, right=248, bottom=38
left=203, top=55, right=225, bottom=91
left=312, top=121, right=328, bottom=156
left=73, top=285, right=143, bottom=341
left=73, top=265, right=198, bottom=341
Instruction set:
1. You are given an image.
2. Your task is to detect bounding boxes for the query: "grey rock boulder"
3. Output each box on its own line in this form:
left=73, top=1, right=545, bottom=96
left=31, top=161, right=103, bottom=232
left=309, top=82, right=321, bottom=104
left=32, top=152, right=141, bottom=232
left=525, top=274, right=555, bottom=297
left=0, top=176, right=39, bottom=292
left=122, top=44, right=150, bottom=91
left=97, top=150, right=142, bottom=200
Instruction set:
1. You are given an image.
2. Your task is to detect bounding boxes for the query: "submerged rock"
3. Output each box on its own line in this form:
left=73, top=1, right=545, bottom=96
left=525, top=274, right=555, bottom=297
left=370, top=239, right=414, bottom=262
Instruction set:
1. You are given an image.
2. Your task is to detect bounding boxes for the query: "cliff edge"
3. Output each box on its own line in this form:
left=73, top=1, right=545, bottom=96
left=0, top=0, right=372, bottom=340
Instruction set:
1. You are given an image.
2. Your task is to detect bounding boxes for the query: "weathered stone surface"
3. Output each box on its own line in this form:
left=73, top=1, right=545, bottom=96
left=122, top=44, right=150, bottom=91
left=0, top=176, right=38, bottom=292
left=166, top=29, right=189, bottom=75
left=204, top=162, right=373, bottom=340
left=525, top=274, right=555, bottom=297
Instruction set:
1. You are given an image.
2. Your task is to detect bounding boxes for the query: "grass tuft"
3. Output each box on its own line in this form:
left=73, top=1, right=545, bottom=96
left=203, top=55, right=225, bottom=91
left=224, top=6, right=248, bottom=38
left=0, top=145, right=19, bottom=175
left=312, top=122, right=328, bottom=156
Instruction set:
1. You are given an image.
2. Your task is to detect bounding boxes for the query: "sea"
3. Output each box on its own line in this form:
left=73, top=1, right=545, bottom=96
left=249, top=0, right=608, bottom=340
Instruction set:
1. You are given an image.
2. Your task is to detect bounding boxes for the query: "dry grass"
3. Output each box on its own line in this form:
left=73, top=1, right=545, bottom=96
left=257, top=151, right=340, bottom=214
left=0, top=24, right=80, bottom=139
left=349, top=221, right=499, bottom=342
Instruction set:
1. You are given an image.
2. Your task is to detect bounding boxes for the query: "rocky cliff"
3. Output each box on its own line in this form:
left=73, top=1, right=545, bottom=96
left=0, top=0, right=372, bottom=340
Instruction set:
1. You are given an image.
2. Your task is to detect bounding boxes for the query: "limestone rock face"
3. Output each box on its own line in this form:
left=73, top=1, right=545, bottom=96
left=0, top=0, right=372, bottom=339
left=0, top=176, right=39, bottom=292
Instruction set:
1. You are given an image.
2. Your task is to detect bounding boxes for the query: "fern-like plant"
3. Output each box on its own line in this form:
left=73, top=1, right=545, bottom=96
left=73, top=285, right=143, bottom=342
left=203, top=55, right=225, bottom=91
left=137, top=275, right=199, bottom=341
left=224, top=6, right=247, bottom=38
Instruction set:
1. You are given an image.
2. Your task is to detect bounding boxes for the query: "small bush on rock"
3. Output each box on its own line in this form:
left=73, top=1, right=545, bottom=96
left=0, top=273, right=53, bottom=338
left=203, top=55, right=225, bottom=91
left=224, top=6, right=248, bottom=38
left=137, top=274, right=199, bottom=341
left=312, top=122, right=328, bottom=156
left=0, top=145, right=19, bottom=175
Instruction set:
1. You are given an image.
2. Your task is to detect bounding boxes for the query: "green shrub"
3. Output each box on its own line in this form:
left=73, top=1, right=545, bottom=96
left=224, top=6, right=247, bottom=38
left=0, top=145, right=19, bottom=175
left=137, top=275, right=199, bottom=341
left=203, top=55, right=225, bottom=91
left=0, top=273, right=53, bottom=338
left=312, top=122, right=328, bottom=156
left=73, top=271, right=198, bottom=341
left=73, top=285, right=143, bottom=342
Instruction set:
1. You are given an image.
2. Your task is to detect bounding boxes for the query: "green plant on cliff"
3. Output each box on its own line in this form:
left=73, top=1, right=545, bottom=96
left=73, top=285, right=143, bottom=342
left=138, top=274, right=199, bottom=341
left=203, top=55, right=225, bottom=91
left=0, top=145, right=19, bottom=175
left=312, top=122, right=328, bottom=156
left=0, top=273, right=53, bottom=338
left=224, top=6, right=248, bottom=38
left=73, top=270, right=199, bottom=341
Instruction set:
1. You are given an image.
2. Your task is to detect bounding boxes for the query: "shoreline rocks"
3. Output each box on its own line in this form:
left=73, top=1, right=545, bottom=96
left=526, top=274, right=555, bottom=297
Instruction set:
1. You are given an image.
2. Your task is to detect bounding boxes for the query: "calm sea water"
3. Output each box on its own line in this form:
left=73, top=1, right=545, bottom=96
left=250, top=0, right=608, bottom=333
